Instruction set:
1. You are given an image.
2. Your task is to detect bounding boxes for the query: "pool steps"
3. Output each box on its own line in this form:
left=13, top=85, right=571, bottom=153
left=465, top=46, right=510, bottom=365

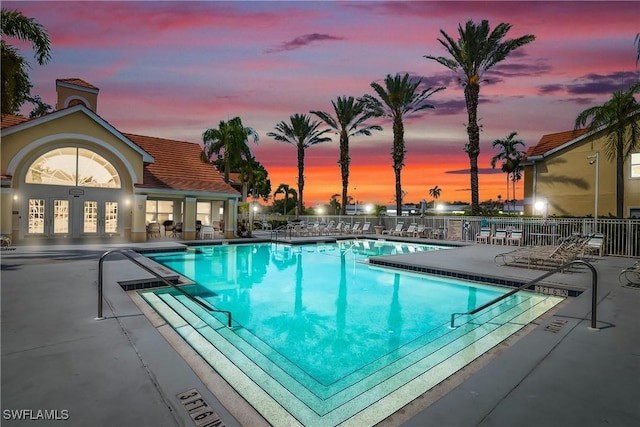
left=141, top=289, right=562, bottom=427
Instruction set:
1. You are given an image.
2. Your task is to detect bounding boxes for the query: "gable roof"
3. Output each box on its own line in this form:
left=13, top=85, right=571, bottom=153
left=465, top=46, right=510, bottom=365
left=1, top=105, right=154, bottom=163
left=524, top=128, right=591, bottom=160
left=124, top=133, right=240, bottom=195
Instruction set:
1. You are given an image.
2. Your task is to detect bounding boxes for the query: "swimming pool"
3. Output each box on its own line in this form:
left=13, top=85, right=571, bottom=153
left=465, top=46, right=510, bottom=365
left=140, top=240, right=564, bottom=426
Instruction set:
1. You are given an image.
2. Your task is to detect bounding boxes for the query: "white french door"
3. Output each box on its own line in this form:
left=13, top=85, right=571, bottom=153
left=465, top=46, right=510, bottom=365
left=27, top=198, right=119, bottom=237
left=28, top=198, right=71, bottom=236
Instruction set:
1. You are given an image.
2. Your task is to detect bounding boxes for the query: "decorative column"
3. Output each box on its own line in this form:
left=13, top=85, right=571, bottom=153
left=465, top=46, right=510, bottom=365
left=131, top=194, right=147, bottom=242
left=224, top=198, right=237, bottom=238
left=183, top=197, right=197, bottom=240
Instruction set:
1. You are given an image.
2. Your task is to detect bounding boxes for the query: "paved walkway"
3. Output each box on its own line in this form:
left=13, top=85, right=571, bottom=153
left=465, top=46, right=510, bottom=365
left=1, top=237, right=638, bottom=427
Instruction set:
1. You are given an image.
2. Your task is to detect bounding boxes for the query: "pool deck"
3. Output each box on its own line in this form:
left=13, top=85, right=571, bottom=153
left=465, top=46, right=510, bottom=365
left=1, top=235, right=638, bottom=427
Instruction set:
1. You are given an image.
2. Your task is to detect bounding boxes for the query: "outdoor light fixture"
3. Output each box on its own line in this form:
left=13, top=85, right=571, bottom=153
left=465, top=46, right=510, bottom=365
left=587, top=152, right=599, bottom=229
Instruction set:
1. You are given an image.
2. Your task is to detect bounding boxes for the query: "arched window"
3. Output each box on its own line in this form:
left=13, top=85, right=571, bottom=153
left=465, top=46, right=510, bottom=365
left=26, top=147, right=121, bottom=188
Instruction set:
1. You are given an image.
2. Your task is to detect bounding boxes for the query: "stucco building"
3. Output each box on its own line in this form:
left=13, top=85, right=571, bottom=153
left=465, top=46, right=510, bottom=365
left=522, top=116, right=640, bottom=218
left=1, top=78, right=240, bottom=243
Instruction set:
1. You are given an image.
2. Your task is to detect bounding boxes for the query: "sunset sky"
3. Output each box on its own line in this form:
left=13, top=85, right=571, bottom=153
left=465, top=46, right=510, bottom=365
left=6, top=1, right=639, bottom=207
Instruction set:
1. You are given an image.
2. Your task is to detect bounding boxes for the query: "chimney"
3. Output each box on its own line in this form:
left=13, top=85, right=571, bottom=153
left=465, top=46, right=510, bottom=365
left=55, top=78, right=99, bottom=112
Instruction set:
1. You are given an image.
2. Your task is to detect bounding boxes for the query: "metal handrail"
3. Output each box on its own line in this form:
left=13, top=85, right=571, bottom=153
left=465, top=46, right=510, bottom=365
left=450, top=259, right=598, bottom=329
left=97, top=249, right=232, bottom=327
left=270, top=224, right=293, bottom=242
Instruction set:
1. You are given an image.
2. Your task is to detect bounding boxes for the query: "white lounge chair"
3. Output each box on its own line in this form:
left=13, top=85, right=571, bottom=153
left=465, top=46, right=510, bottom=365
left=383, top=222, right=404, bottom=235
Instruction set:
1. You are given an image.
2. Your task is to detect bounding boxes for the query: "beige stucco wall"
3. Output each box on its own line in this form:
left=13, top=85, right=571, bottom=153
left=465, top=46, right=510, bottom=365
left=524, top=126, right=640, bottom=217
left=1, top=109, right=147, bottom=241
left=56, top=84, right=98, bottom=111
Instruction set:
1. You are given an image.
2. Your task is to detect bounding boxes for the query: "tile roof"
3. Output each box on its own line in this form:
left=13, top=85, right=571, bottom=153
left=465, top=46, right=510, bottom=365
left=524, top=128, right=591, bottom=159
left=56, top=78, right=99, bottom=91
left=124, top=133, right=239, bottom=195
left=1, top=114, right=237, bottom=195
left=1, top=114, right=30, bottom=129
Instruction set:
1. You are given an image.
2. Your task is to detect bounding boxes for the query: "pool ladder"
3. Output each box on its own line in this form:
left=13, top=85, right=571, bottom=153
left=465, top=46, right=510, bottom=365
left=450, top=259, right=598, bottom=329
left=97, top=249, right=232, bottom=327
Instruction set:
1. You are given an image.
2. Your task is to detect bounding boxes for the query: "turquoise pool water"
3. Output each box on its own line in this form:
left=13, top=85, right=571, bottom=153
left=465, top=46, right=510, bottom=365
left=142, top=240, right=563, bottom=426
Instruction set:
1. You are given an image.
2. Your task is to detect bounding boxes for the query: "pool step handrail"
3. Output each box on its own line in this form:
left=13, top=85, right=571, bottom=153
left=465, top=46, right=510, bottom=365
left=450, top=259, right=598, bottom=329
left=97, top=249, right=232, bottom=327
left=271, top=224, right=291, bottom=242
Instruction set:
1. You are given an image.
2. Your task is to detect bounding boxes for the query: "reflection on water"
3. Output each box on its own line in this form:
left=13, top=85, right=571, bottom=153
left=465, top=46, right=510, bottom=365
left=149, top=240, right=505, bottom=385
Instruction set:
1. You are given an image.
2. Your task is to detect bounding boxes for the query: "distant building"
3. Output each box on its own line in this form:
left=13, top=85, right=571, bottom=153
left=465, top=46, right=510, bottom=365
left=522, top=116, right=640, bottom=217
left=1, top=78, right=241, bottom=243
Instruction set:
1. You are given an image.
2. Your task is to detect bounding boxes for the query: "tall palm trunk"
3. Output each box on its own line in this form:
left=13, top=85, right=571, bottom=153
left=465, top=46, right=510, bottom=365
left=339, top=130, right=350, bottom=215
left=392, top=115, right=405, bottom=216
left=297, top=144, right=305, bottom=216
left=465, top=83, right=481, bottom=214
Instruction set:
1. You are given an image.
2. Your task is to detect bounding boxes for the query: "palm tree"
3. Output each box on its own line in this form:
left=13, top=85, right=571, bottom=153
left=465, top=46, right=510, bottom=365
left=490, top=132, right=525, bottom=214
left=428, top=185, right=442, bottom=205
left=202, top=116, right=259, bottom=184
left=1, top=8, right=52, bottom=114
left=359, top=73, right=444, bottom=217
left=575, top=83, right=640, bottom=218
left=329, top=193, right=341, bottom=215
left=425, top=20, right=535, bottom=215
left=311, top=96, right=382, bottom=215
left=274, top=183, right=297, bottom=216
left=238, top=158, right=270, bottom=202
left=267, top=114, right=332, bottom=215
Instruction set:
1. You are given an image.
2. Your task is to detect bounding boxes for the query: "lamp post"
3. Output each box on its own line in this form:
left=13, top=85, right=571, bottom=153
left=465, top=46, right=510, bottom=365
left=354, top=185, right=357, bottom=215
left=587, top=152, right=599, bottom=231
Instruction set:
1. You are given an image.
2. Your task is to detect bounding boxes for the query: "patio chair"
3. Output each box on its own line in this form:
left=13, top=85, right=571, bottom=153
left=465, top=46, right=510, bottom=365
left=172, top=222, right=183, bottom=238
left=382, top=222, right=404, bottom=235
left=507, top=229, right=523, bottom=246
left=200, top=225, right=215, bottom=240
left=476, top=227, right=491, bottom=244
left=402, top=223, right=417, bottom=237
left=325, top=221, right=344, bottom=235
left=494, top=236, right=588, bottom=270
left=415, top=225, right=427, bottom=237
left=1, top=235, right=13, bottom=250
left=491, top=229, right=508, bottom=245
left=583, top=233, right=605, bottom=257
left=357, top=222, right=370, bottom=234
left=346, top=222, right=360, bottom=234
left=147, top=222, right=161, bottom=238
left=162, top=220, right=175, bottom=236
left=618, top=261, right=640, bottom=287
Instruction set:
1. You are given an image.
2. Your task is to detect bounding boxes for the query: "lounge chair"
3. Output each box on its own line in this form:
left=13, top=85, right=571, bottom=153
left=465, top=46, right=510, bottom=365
left=476, top=227, right=491, bottom=244
left=491, top=229, right=508, bottom=245
left=618, top=261, right=640, bottom=287
left=325, top=221, right=344, bottom=235
left=402, top=223, right=417, bottom=237
left=415, top=225, right=427, bottom=237
left=494, top=235, right=589, bottom=270
left=382, top=222, right=404, bottom=235
left=357, top=222, right=370, bottom=234
left=507, top=229, right=523, bottom=246
left=345, top=222, right=360, bottom=234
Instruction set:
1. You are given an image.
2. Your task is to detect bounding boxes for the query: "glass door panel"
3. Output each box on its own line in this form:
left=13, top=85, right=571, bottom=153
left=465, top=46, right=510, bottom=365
left=104, top=202, right=118, bottom=233
left=83, top=201, right=98, bottom=233
left=53, top=199, right=69, bottom=234
left=28, top=199, right=45, bottom=234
